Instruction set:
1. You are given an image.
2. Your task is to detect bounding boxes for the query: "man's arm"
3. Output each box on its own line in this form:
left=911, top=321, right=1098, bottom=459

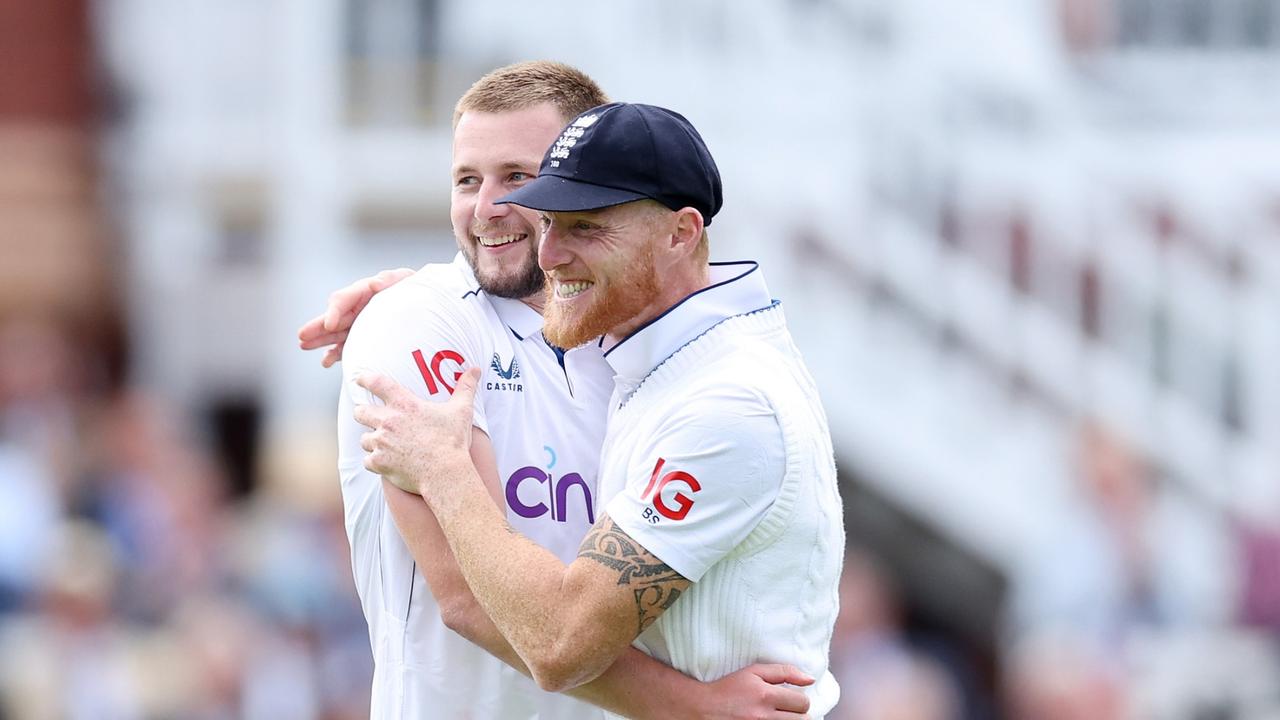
left=357, top=369, right=697, bottom=692
left=383, top=427, right=814, bottom=719
left=298, top=267, right=415, bottom=367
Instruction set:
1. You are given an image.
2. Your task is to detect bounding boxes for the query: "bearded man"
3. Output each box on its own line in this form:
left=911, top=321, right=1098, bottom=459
left=353, top=101, right=845, bottom=719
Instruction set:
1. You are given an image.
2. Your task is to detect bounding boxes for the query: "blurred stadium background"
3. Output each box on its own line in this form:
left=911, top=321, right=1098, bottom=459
left=2, top=0, right=1279, bottom=717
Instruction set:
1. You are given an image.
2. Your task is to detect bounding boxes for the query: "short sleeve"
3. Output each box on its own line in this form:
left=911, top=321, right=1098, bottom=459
left=603, top=386, right=785, bottom=582
left=340, top=281, right=490, bottom=438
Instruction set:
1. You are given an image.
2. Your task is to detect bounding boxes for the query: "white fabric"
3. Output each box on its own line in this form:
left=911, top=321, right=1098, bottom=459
left=338, top=254, right=613, bottom=719
left=598, top=262, right=845, bottom=719
left=601, top=385, right=784, bottom=582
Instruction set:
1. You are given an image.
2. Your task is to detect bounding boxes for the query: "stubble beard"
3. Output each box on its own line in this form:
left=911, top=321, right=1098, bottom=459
left=460, top=226, right=546, bottom=300
left=542, top=244, right=660, bottom=350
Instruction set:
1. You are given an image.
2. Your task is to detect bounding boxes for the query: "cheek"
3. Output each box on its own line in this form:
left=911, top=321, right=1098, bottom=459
left=511, top=206, right=541, bottom=229
left=450, top=197, right=474, bottom=230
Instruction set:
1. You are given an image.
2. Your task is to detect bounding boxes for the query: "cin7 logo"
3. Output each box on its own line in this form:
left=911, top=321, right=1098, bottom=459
left=641, top=457, right=701, bottom=521
left=412, top=348, right=465, bottom=395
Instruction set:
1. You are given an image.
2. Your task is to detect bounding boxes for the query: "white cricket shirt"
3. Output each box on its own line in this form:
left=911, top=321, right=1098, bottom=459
left=338, top=254, right=614, bottom=720
left=597, top=261, right=845, bottom=719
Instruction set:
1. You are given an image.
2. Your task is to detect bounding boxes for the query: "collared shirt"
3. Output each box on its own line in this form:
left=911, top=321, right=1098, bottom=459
left=603, top=261, right=775, bottom=409
left=338, top=254, right=613, bottom=720
left=593, top=260, right=842, bottom=718
left=598, top=261, right=785, bottom=581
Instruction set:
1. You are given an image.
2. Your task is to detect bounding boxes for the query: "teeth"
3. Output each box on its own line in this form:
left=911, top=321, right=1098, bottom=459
left=557, top=281, right=592, bottom=298
left=477, top=234, right=522, bottom=247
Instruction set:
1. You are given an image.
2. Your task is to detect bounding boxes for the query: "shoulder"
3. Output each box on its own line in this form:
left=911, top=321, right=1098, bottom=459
left=363, top=262, right=482, bottom=324
left=344, top=261, right=493, bottom=371
left=644, top=374, right=780, bottom=455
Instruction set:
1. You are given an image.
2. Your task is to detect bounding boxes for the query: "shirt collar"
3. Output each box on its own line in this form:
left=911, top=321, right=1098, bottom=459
left=603, top=261, right=771, bottom=382
left=490, top=295, right=545, bottom=341
left=452, top=253, right=545, bottom=341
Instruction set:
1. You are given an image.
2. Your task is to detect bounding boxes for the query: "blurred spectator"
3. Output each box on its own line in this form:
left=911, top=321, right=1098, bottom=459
left=0, top=440, right=59, bottom=612
left=0, top=358, right=372, bottom=717
left=0, top=315, right=88, bottom=500
left=1002, top=420, right=1251, bottom=717
left=1002, top=631, right=1126, bottom=720
left=1237, top=519, right=1280, bottom=631
left=77, top=389, right=232, bottom=623
left=0, top=520, right=142, bottom=720
left=1007, top=421, right=1235, bottom=647
left=829, top=548, right=961, bottom=720
left=0, top=316, right=82, bottom=611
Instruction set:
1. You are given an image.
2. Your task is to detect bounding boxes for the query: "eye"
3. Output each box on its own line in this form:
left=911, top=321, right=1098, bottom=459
left=509, top=172, right=534, bottom=183
left=455, top=175, right=479, bottom=187
left=573, top=220, right=595, bottom=231
left=537, top=215, right=551, bottom=230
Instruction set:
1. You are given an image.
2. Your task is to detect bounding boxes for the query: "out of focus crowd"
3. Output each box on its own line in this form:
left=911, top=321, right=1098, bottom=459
left=3, top=313, right=1278, bottom=719
left=825, top=420, right=1280, bottom=720
left=0, top=315, right=372, bottom=719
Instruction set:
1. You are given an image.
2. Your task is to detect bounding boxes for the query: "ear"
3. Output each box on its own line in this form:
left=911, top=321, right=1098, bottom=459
left=668, top=207, right=705, bottom=257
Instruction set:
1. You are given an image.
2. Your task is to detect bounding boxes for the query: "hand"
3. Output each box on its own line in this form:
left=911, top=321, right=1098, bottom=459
left=354, top=367, right=481, bottom=497
left=694, top=664, right=814, bottom=720
left=297, top=267, right=415, bottom=367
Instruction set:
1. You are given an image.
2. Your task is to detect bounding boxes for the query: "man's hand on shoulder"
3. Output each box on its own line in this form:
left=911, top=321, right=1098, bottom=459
left=298, top=267, right=415, bottom=367
left=354, top=367, right=481, bottom=496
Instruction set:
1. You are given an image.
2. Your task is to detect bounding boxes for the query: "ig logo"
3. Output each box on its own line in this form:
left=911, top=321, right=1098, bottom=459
left=412, top=348, right=465, bottom=395
left=641, top=457, right=700, bottom=521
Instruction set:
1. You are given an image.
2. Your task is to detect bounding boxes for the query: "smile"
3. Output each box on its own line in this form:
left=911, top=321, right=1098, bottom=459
left=477, top=233, right=524, bottom=247
left=556, top=280, right=593, bottom=299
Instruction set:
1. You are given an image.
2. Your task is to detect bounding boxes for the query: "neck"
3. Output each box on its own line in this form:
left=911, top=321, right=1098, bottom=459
left=519, top=287, right=547, bottom=315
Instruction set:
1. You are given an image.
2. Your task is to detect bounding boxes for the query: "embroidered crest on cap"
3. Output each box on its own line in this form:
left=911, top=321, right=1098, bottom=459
left=548, top=112, right=599, bottom=167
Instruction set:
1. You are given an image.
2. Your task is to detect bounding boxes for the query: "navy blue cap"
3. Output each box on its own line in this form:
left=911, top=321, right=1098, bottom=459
left=496, top=102, right=723, bottom=226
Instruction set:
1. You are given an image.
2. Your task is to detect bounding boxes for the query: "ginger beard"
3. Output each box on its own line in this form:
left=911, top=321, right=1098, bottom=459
left=542, top=240, right=660, bottom=350
left=458, top=219, right=546, bottom=300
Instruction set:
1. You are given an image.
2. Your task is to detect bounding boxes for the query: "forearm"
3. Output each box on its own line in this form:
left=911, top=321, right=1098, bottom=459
left=382, top=480, right=529, bottom=673
left=389, top=480, right=706, bottom=717
left=423, top=455, right=626, bottom=691
left=570, top=648, right=707, bottom=720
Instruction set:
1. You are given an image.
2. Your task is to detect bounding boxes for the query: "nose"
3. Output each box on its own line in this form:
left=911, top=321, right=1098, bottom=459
left=538, top=219, right=568, bottom=271
left=474, top=180, right=512, bottom=221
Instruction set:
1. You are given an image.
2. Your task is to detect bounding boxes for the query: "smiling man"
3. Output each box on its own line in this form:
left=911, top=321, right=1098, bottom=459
left=330, top=64, right=815, bottom=719
left=355, top=102, right=845, bottom=718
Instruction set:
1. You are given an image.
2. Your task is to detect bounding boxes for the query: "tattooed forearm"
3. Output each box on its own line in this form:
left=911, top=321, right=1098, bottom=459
left=577, top=515, right=691, bottom=633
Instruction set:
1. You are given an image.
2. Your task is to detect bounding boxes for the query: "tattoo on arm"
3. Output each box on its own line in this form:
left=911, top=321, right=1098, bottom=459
left=578, top=515, right=690, bottom=634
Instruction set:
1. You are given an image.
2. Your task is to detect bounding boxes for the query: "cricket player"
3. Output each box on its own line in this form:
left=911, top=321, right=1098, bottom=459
left=351, top=102, right=845, bottom=718
left=314, top=63, right=816, bottom=719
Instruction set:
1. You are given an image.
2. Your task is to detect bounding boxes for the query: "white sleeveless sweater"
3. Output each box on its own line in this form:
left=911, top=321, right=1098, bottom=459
left=599, top=303, right=845, bottom=718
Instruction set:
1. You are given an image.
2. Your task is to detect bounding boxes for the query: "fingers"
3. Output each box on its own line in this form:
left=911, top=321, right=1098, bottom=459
left=766, top=685, right=811, bottom=715
left=371, top=267, right=415, bottom=292
left=299, top=330, right=349, bottom=351
left=450, top=367, right=481, bottom=408
left=748, top=663, right=812, bottom=716
left=352, top=402, right=380, bottom=429
left=355, top=371, right=401, bottom=404
left=297, top=314, right=329, bottom=344
left=750, top=663, right=815, bottom=688
left=324, top=282, right=371, bottom=333
left=298, top=313, right=347, bottom=369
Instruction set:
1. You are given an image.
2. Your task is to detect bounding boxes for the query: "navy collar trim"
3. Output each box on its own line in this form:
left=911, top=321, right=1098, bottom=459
left=603, top=260, right=760, bottom=359
left=615, top=299, right=781, bottom=411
